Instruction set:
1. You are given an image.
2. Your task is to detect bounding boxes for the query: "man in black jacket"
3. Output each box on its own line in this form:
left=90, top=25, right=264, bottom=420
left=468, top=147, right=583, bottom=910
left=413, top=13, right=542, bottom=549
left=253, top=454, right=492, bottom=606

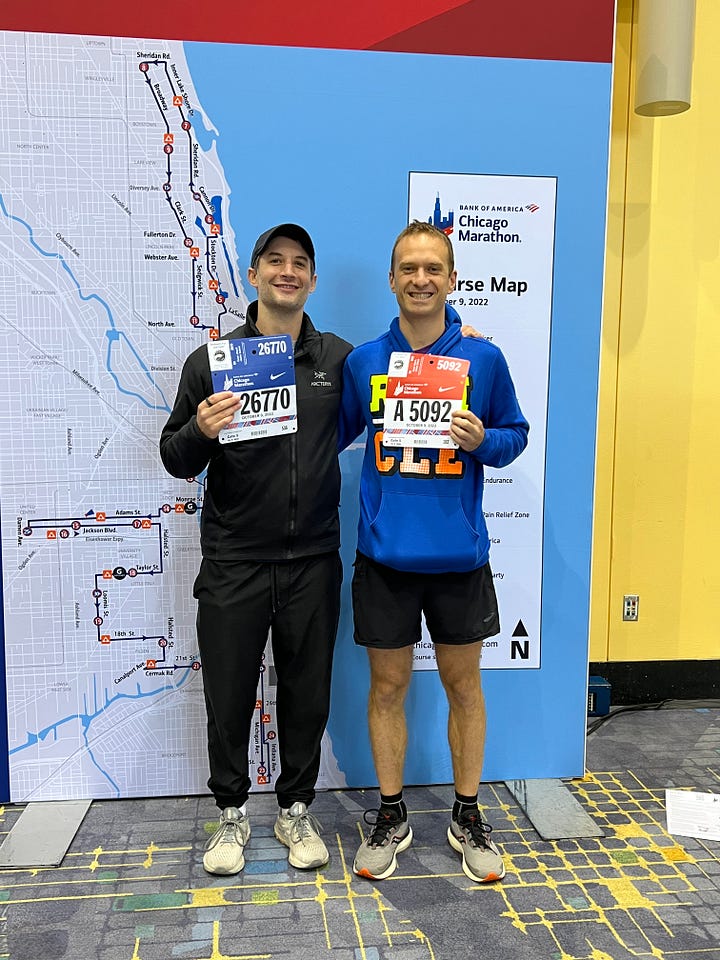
left=160, top=224, right=351, bottom=875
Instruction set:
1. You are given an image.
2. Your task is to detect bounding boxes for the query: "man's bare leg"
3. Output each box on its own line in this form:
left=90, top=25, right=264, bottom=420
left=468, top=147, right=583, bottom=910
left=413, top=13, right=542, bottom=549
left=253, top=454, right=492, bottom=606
left=366, top=645, right=415, bottom=793
left=434, top=640, right=485, bottom=795
left=435, top=640, right=504, bottom=882
left=353, top=645, right=415, bottom=880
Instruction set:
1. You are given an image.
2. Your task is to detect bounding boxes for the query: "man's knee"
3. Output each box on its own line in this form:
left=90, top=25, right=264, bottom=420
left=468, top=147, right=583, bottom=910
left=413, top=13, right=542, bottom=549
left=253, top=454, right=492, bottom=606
left=369, top=673, right=410, bottom=712
left=367, top=647, right=413, bottom=707
left=440, top=669, right=482, bottom=712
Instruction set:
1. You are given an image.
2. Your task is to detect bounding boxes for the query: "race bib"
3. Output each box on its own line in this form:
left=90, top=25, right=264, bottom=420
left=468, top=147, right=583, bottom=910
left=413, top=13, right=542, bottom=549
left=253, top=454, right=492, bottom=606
left=383, top=351, right=469, bottom=449
left=208, top=335, right=297, bottom=443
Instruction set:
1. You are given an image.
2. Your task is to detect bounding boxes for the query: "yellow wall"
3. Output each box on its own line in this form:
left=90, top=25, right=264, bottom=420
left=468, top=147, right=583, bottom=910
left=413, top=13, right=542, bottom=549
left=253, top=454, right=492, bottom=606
left=590, top=0, right=720, bottom=662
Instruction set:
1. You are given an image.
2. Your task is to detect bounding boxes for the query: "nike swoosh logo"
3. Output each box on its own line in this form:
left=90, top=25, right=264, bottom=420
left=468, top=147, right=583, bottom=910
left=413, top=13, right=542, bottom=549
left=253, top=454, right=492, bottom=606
left=270, top=373, right=285, bottom=381
left=438, top=386, right=454, bottom=393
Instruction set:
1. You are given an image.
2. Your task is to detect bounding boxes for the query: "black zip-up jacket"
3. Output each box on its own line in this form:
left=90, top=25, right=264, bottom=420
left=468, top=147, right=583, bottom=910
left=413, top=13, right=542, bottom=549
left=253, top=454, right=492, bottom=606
left=159, top=302, right=352, bottom=562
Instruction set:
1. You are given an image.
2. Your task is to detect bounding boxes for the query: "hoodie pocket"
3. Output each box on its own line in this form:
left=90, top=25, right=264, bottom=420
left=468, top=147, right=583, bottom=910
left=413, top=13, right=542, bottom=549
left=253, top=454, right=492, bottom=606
left=367, top=491, right=481, bottom=573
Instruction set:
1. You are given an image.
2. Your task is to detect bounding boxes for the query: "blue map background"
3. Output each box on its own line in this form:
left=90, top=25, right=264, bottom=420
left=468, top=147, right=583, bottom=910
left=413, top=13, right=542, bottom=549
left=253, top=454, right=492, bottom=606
left=183, top=41, right=612, bottom=785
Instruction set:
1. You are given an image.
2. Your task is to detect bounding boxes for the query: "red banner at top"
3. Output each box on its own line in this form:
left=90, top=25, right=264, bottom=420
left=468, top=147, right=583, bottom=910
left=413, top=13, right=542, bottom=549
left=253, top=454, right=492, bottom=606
left=0, top=0, right=615, bottom=63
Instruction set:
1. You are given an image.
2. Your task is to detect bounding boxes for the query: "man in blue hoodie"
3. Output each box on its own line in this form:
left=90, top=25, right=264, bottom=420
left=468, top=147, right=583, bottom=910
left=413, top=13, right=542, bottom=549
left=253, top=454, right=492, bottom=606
left=339, top=221, right=528, bottom=883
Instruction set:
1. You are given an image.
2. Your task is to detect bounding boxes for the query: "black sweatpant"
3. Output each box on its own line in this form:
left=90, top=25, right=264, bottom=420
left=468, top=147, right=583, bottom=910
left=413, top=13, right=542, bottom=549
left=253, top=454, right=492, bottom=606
left=194, top=552, right=342, bottom=810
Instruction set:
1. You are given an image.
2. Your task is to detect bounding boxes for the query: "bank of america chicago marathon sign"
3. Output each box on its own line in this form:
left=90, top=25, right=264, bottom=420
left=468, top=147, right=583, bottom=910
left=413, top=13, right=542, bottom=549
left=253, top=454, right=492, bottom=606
left=408, top=172, right=556, bottom=672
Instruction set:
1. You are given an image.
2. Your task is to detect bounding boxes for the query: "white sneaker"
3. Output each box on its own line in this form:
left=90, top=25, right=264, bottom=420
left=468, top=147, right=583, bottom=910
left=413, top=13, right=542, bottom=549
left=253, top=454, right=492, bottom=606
left=203, top=807, right=250, bottom=875
left=274, top=802, right=329, bottom=869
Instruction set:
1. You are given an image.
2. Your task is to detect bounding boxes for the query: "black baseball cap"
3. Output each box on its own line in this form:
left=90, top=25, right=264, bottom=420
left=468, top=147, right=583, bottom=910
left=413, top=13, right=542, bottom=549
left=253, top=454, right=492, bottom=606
left=250, top=223, right=315, bottom=271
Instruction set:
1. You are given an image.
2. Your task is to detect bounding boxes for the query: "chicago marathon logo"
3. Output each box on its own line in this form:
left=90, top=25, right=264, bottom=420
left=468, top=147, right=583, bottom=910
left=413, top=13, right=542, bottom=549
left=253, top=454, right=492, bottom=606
left=428, top=193, right=454, bottom=235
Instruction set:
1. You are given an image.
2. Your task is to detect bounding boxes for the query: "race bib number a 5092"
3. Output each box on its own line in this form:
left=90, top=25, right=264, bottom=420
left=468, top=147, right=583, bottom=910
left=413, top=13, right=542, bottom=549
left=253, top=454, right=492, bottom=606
left=383, top=352, right=469, bottom=449
left=208, top=335, right=297, bottom=443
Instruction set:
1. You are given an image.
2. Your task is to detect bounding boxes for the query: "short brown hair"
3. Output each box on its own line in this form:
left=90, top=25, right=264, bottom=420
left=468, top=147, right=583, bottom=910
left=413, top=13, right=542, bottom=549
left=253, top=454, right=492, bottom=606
left=390, top=220, right=455, bottom=274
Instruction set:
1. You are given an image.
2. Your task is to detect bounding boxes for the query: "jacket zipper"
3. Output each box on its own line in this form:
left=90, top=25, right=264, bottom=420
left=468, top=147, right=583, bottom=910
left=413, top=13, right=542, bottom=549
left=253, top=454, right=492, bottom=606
left=288, top=429, right=298, bottom=557
left=287, top=338, right=311, bottom=557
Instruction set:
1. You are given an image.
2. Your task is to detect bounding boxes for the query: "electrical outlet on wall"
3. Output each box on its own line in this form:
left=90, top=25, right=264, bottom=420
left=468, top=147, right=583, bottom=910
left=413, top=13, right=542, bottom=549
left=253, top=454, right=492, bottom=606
left=623, top=595, right=639, bottom=621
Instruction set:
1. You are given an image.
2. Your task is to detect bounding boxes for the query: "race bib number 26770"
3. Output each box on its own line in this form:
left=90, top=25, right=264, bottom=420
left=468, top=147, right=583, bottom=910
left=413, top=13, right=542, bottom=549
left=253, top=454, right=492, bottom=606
left=208, top=335, right=297, bottom=443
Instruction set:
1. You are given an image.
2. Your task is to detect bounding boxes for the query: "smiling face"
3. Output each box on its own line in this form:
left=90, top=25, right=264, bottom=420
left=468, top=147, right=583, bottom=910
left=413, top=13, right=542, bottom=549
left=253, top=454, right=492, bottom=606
left=389, top=232, right=457, bottom=326
left=247, top=237, right=317, bottom=313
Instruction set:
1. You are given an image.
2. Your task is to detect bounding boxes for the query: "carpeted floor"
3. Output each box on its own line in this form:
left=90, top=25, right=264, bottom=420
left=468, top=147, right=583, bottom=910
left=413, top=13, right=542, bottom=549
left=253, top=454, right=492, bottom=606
left=0, top=707, right=718, bottom=960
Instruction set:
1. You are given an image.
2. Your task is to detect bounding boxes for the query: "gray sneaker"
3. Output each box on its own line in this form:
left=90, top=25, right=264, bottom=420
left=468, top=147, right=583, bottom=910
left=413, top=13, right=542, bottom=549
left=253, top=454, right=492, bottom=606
left=353, top=808, right=413, bottom=880
left=203, top=807, right=250, bottom=875
left=447, top=808, right=505, bottom=882
left=274, top=802, right=329, bottom=869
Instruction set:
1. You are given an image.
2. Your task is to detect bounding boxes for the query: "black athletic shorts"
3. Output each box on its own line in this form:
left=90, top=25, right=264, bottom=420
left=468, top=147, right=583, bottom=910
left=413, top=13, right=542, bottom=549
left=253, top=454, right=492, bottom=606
left=351, top=551, right=500, bottom=649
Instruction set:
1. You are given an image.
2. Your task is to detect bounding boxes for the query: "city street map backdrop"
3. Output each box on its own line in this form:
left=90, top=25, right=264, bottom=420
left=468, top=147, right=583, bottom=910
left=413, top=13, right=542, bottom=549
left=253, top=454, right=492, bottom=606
left=0, top=1, right=615, bottom=799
